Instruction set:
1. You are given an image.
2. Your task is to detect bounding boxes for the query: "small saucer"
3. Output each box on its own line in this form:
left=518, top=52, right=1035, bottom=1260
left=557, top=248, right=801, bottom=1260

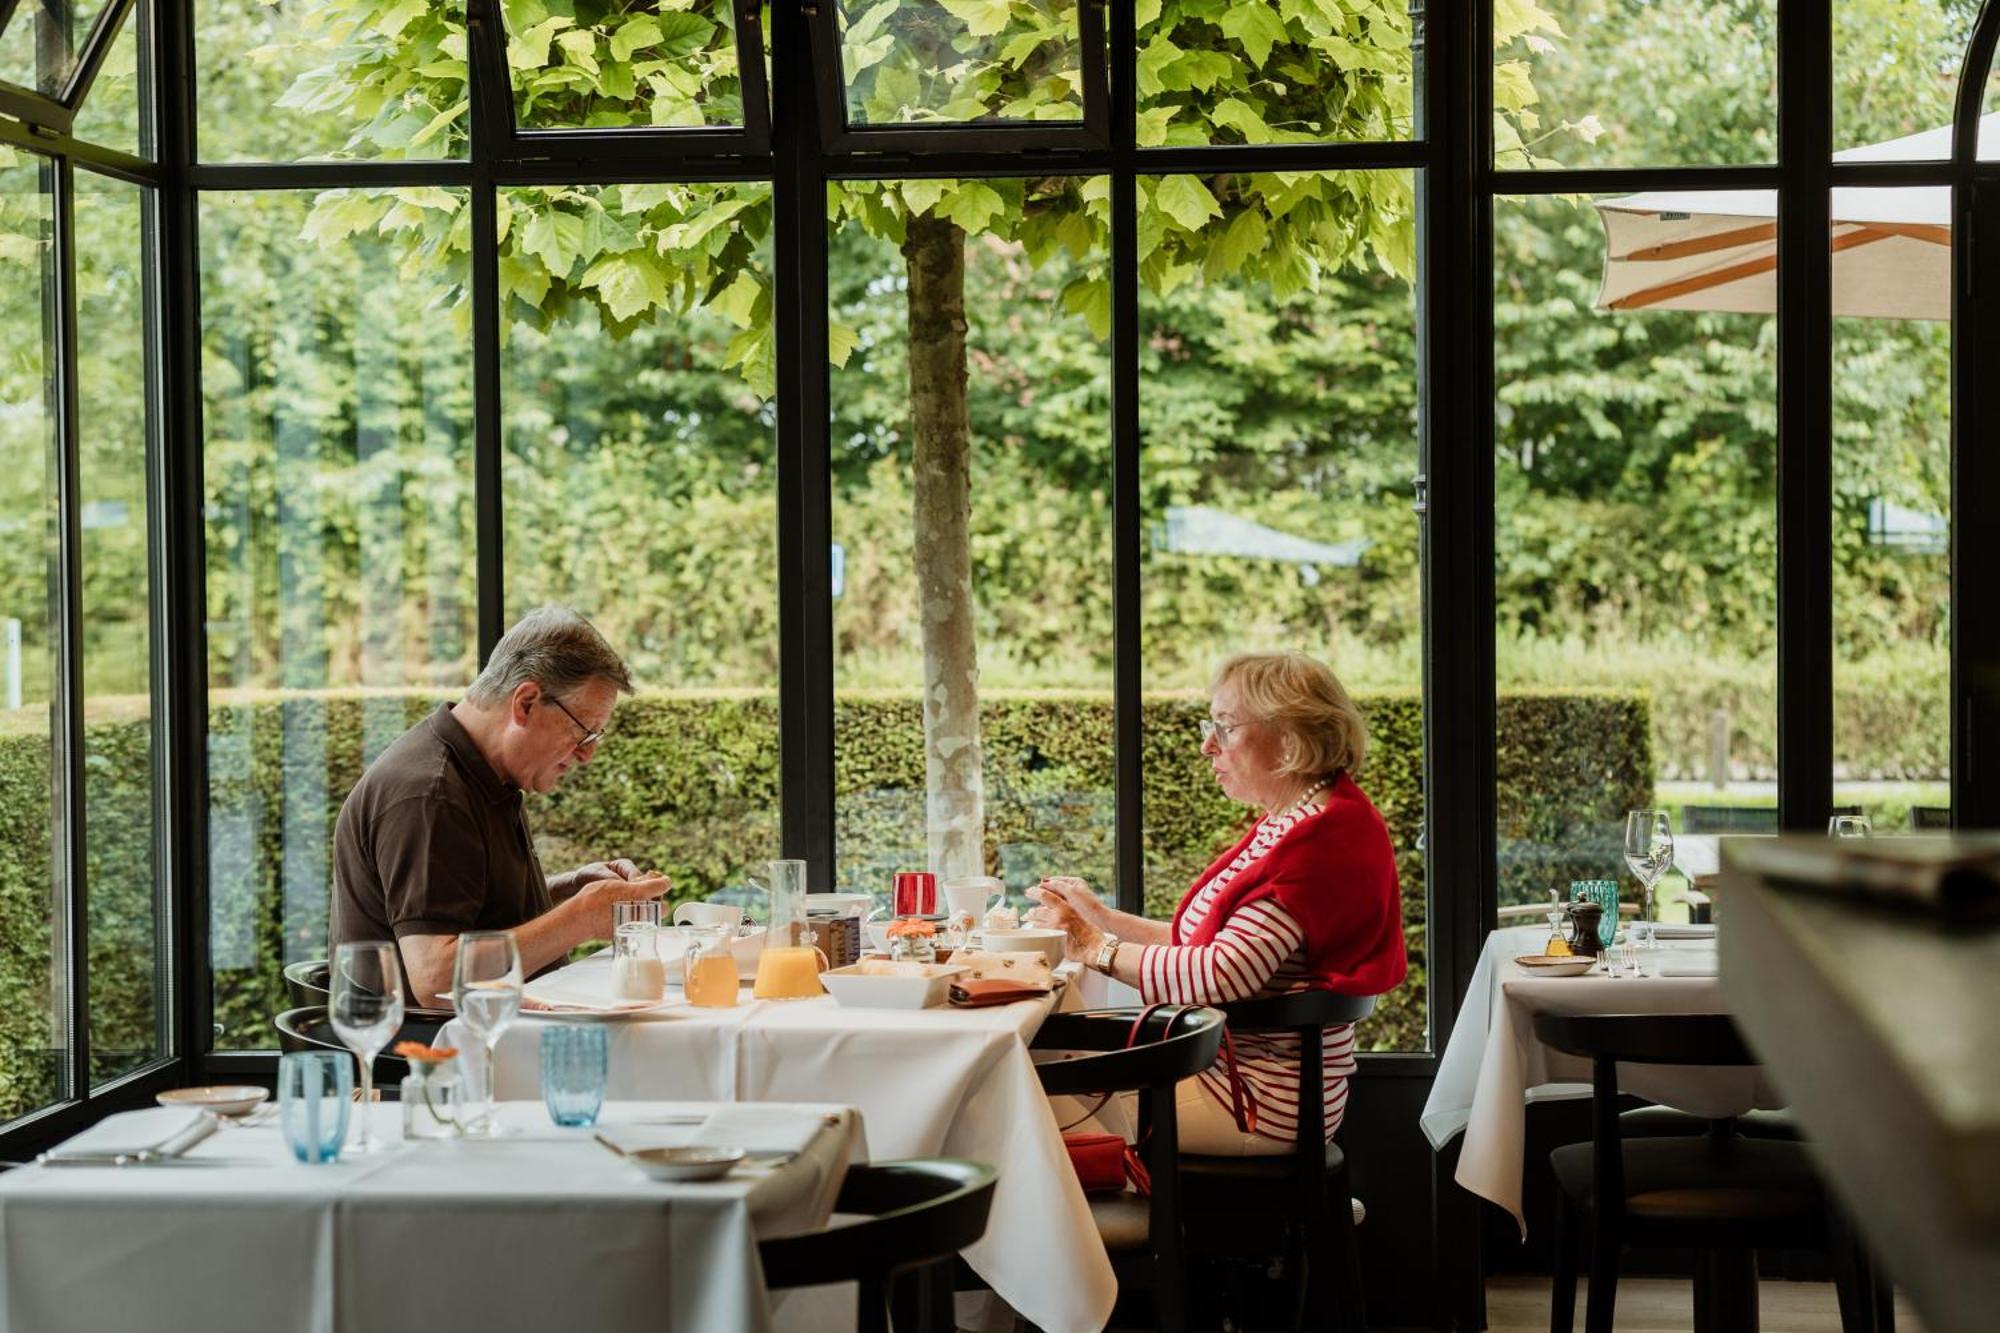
left=157, top=1085, right=269, bottom=1116
left=1512, top=954, right=1595, bottom=977
left=625, top=1146, right=746, bottom=1182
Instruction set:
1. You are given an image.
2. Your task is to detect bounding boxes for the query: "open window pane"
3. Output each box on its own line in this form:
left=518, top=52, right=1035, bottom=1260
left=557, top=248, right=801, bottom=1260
left=505, top=0, right=760, bottom=131
left=1494, top=0, right=1776, bottom=171
left=501, top=182, right=779, bottom=907
left=0, top=0, right=111, bottom=98
left=196, top=0, right=467, bottom=163
left=1833, top=191, right=1950, bottom=831
left=0, top=150, right=66, bottom=1125
left=830, top=0, right=1087, bottom=127
left=830, top=177, right=1113, bottom=915
left=1136, top=0, right=1414, bottom=145
left=1836, top=0, right=1977, bottom=153
left=1496, top=192, right=1777, bottom=921
left=71, top=0, right=146, bottom=158
left=76, top=170, right=162, bottom=1087
left=201, top=189, right=474, bottom=1050
left=1139, top=169, right=1426, bottom=1050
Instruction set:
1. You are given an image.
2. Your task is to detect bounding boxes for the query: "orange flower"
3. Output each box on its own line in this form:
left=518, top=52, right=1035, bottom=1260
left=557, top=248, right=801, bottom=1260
left=393, top=1041, right=459, bottom=1063
left=886, top=917, right=936, bottom=939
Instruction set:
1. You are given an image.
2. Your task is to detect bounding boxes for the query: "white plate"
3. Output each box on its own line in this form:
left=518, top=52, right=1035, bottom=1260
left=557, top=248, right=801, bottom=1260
left=518, top=997, right=686, bottom=1021
left=624, top=1146, right=746, bottom=1182
left=1512, top=954, right=1595, bottom=977
left=156, top=1085, right=268, bottom=1116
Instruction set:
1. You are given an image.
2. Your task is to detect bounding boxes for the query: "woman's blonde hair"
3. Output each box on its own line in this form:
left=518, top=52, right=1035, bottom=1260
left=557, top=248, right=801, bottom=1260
left=1212, top=650, right=1368, bottom=780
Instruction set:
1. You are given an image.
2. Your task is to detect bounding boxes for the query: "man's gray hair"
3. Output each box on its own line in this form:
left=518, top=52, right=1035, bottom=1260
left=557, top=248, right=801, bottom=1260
left=465, top=606, right=633, bottom=707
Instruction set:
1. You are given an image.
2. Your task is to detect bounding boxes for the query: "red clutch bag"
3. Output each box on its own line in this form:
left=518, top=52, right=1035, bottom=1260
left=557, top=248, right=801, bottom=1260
left=1062, top=1132, right=1137, bottom=1195
left=948, top=978, right=1050, bottom=1007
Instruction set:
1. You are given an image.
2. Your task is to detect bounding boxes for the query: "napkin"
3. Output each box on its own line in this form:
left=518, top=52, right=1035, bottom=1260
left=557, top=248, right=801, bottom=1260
left=44, top=1111, right=216, bottom=1162
left=690, top=1105, right=832, bottom=1155
left=1650, top=923, right=1717, bottom=941
left=1656, top=956, right=1720, bottom=977
left=949, top=950, right=1055, bottom=989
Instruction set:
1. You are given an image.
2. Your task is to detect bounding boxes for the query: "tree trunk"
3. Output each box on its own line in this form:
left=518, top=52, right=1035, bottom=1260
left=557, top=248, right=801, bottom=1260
left=901, top=213, right=984, bottom=881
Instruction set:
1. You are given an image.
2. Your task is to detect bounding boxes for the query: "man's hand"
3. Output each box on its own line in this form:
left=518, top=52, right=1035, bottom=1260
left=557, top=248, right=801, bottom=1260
left=571, top=859, right=640, bottom=887
left=571, top=871, right=672, bottom=939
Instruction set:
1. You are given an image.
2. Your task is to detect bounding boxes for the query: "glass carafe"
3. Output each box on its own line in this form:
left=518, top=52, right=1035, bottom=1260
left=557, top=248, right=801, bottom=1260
left=753, top=858, right=824, bottom=999
left=683, top=923, right=740, bottom=1007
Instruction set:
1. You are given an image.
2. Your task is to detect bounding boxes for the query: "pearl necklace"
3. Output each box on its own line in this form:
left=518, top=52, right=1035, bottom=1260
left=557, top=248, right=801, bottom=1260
left=1272, top=776, right=1332, bottom=823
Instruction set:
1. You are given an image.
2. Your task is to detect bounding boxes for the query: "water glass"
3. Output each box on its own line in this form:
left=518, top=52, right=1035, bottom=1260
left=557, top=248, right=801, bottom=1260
left=540, top=1023, right=609, bottom=1128
left=279, top=1051, right=353, bottom=1164
left=329, top=940, right=404, bottom=1153
left=453, top=930, right=523, bottom=1137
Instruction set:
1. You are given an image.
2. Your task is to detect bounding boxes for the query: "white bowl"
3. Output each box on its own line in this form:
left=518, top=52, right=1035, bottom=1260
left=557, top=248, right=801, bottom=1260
left=157, top=1086, right=268, bottom=1117
left=625, top=1146, right=746, bottom=1182
left=978, top=928, right=1066, bottom=968
left=819, top=961, right=968, bottom=1010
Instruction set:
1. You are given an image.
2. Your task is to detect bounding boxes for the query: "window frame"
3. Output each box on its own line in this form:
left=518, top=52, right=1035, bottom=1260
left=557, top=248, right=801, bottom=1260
left=0, top=0, right=135, bottom=133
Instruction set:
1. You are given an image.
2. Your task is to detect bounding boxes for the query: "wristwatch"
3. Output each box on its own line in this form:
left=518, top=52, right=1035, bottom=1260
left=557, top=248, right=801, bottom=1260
left=1091, top=933, right=1122, bottom=975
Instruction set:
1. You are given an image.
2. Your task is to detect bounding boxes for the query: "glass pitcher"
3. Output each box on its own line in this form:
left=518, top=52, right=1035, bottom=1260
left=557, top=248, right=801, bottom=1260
left=753, top=858, right=825, bottom=999
left=683, top=923, right=740, bottom=1007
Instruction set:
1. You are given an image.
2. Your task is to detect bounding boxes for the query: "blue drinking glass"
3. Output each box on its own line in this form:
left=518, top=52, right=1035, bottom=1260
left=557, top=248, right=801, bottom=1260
left=279, top=1051, right=354, bottom=1163
left=1571, top=880, right=1621, bottom=949
left=540, top=1023, right=609, bottom=1128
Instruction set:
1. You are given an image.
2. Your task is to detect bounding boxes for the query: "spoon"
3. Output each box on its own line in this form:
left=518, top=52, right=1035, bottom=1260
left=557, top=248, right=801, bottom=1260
left=593, top=1133, right=629, bottom=1159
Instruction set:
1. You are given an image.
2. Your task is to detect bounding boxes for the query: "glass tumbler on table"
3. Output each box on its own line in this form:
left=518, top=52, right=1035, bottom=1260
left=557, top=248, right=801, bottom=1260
left=453, top=930, right=523, bottom=1136
left=278, top=1051, right=353, bottom=1164
left=329, top=940, right=404, bottom=1152
left=540, top=1023, right=609, bottom=1128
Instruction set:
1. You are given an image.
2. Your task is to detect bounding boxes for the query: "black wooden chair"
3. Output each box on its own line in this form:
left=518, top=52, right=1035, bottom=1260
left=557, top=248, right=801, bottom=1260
left=274, top=1005, right=435, bottom=1089
left=1533, top=1012, right=1881, bottom=1333
left=1029, top=1005, right=1227, bottom=1333
left=1910, top=805, right=1951, bottom=830
left=1682, top=804, right=1862, bottom=834
left=1177, top=989, right=1377, bottom=1333
left=759, top=1159, right=997, bottom=1333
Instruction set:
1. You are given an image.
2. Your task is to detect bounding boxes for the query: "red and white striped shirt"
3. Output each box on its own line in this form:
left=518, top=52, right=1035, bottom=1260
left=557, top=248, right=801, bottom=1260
left=1137, top=800, right=1358, bottom=1144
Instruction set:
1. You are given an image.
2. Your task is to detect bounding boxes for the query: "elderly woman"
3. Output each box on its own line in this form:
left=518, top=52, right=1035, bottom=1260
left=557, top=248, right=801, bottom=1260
left=1029, top=650, right=1405, bottom=1155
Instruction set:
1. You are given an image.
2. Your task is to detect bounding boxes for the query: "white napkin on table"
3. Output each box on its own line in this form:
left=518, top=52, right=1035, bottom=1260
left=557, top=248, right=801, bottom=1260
left=691, top=1105, right=832, bottom=1155
left=1651, top=923, right=1717, bottom=941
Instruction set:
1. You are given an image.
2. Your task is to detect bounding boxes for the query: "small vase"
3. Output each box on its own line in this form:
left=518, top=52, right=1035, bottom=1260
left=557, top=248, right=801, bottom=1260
left=400, top=1063, right=462, bottom=1140
left=888, top=930, right=937, bottom=964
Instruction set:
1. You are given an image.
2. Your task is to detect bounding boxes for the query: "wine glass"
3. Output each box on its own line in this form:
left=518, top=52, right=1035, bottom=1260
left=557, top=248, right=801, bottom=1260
left=452, top=931, right=523, bottom=1137
left=1623, top=809, right=1675, bottom=925
left=1829, top=814, right=1872, bottom=838
left=329, top=941, right=404, bottom=1153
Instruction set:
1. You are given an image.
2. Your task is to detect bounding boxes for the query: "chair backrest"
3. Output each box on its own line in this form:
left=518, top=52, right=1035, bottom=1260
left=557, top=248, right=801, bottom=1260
left=1031, top=1006, right=1227, bottom=1096
left=1219, top=989, right=1380, bottom=1211
left=274, top=1005, right=433, bottom=1080
left=284, top=960, right=331, bottom=1010
left=1911, top=805, right=1952, bottom=830
left=1681, top=805, right=1777, bottom=834
left=759, top=1159, right=997, bottom=1302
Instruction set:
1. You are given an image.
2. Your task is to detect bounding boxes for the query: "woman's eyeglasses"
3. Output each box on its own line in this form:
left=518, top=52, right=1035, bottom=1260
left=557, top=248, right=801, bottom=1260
left=1198, top=718, right=1258, bottom=749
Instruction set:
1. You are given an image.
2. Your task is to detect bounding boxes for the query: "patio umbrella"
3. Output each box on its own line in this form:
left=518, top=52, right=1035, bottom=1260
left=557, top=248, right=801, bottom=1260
left=1593, top=114, right=2000, bottom=321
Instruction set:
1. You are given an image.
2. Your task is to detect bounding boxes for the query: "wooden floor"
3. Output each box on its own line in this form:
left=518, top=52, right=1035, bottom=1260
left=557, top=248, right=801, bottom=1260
left=1483, top=1274, right=1925, bottom=1332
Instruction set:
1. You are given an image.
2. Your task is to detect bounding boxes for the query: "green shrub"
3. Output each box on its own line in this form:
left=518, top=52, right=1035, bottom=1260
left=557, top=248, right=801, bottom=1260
left=0, top=686, right=1650, bottom=1119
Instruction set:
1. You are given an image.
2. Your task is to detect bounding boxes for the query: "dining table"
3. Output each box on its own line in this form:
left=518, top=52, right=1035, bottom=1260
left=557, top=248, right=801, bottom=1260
left=1420, top=922, right=1781, bottom=1235
left=0, top=1099, right=857, bottom=1333
left=440, top=951, right=1119, bottom=1333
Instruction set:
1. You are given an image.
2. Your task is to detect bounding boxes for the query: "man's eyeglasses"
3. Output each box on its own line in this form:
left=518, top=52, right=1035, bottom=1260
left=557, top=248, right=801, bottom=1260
left=1198, top=718, right=1259, bottom=749
left=547, top=694, right=605, bottom=750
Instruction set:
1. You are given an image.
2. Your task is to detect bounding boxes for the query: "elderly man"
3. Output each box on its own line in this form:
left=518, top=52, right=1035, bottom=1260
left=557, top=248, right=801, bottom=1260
left=331, top=606, right=669, bottom=1006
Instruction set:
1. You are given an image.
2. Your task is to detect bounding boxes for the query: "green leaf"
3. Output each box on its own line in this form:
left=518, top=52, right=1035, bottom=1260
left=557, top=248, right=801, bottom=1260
left=709, top=271, right=764, bottom=329
left=935, top=181, right=1007, bottom=234
left=900, top=178, right=955, bottom=218
left=1060, top=276, right=1111, bottom=339
left=937, top=0, right=1015, bottom=38
left=298, top=191, right=392, bottom=247
left=556, top=29, right=600, bottom=76
left=509, top=16, right=573, bottom=69
left=375, top=0, right=427, bottom=39
left=1135, top=0, right=1164, bottom=27
left=498, top=253, right=551, bottom=313
left=828, top=322, right=860, bottom=368
left=609, top=14, right=664, bottom=61
left=1204, top=208, right=1270, bottom=278
left=581, top=249, right=671, bottom=322
left=519, top=208, right=588, bottom=276
left=1154, top=175, right=1222, bottom=233
left=1218, top=2, right=1289, bottom=67
left=1210, top=97, right=1274, bottom=144
left=1136, top=106, right=1176, bottom=147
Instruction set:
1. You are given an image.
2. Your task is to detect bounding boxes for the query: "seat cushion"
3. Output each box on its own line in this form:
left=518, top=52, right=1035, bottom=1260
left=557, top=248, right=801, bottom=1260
left=1180, top=1139, right=1345, bottom=1186
left=1090, top=1191, right=1151, bottom=1250
left=1620, top=1105, right=1799, bottom=1141
left=1550, top=1136, right=1824, bottom=1231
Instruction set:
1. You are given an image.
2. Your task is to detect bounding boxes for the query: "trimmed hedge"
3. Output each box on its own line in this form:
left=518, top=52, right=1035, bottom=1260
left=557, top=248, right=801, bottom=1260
left=0, top=687, right=1648, bottom=1121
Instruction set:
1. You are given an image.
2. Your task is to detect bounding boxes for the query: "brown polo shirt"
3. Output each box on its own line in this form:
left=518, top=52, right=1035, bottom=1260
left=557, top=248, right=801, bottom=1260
left=330, top=703, right=554, bottom=952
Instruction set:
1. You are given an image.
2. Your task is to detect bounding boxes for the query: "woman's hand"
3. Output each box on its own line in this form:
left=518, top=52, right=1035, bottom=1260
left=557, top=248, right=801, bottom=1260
left=1033, top=876, right=1109, bottom=928
left=1027, top=882, right=1105, bottom=964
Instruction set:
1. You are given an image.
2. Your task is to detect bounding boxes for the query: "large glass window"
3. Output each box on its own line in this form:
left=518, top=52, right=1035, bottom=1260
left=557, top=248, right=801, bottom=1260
left=0, top=151, right=65, bottom=1126
left=71, top=0, right=148, bottom=157
left=1495, top=191, right=1778, bottom=920
left=77, top=168, right=163, bottom=1086
left=1138, top=169, right=1425, bottom=1049
left=0, top=0, right=112, bottom=98
left=830, top=0, right=1088, bottom=126
left=1836, top=0, right=1979, bottom=153
left=505, top=0, right=760, bottom=131
left=196, top=0, right=467, bottom=162
left=200, top=188, right=474, bottom=1049
left=829, top=177, right=1114, bottom=912
left=501, top=181, right=779, bottom=905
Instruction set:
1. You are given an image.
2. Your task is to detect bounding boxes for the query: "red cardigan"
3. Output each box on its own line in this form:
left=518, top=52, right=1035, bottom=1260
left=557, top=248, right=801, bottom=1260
left=1171, top=772, right=1407, bottom=997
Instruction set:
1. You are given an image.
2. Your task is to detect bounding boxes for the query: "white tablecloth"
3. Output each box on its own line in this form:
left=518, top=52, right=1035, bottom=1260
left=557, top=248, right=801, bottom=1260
left=444, top=958, right=1118, bottom=1333
left=0, top=1100, right=856, bottom=1333
left=1419, top=925, right=1783, bottom=1233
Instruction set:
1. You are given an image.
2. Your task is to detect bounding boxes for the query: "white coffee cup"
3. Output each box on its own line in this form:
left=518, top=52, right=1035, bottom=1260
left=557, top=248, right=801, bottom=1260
left=942, top=875, right=1006, bottom=924
left=673, top=901, right=746, bottom=930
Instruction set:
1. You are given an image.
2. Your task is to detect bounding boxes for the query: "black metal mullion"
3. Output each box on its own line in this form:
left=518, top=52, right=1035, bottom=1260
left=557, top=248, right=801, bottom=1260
left=467, top=0, right=504, bottom=663
left=1774, top=0, right=1834, bottom=831
left=60, top=0, right=134, bottom=109
left=0, top=110, right=155, bottom=180
left=50, top=153, right=91, bottom=1101
left=773, top=0, right=835, bottom=886
left=137, top=170, right=173, bottom=1067
left=1107, top=0, right=1139, bottom=917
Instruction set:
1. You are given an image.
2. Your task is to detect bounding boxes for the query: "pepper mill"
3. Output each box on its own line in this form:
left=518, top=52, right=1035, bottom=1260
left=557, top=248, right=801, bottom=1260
left=1566, top=901, right=1605, bottom=957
